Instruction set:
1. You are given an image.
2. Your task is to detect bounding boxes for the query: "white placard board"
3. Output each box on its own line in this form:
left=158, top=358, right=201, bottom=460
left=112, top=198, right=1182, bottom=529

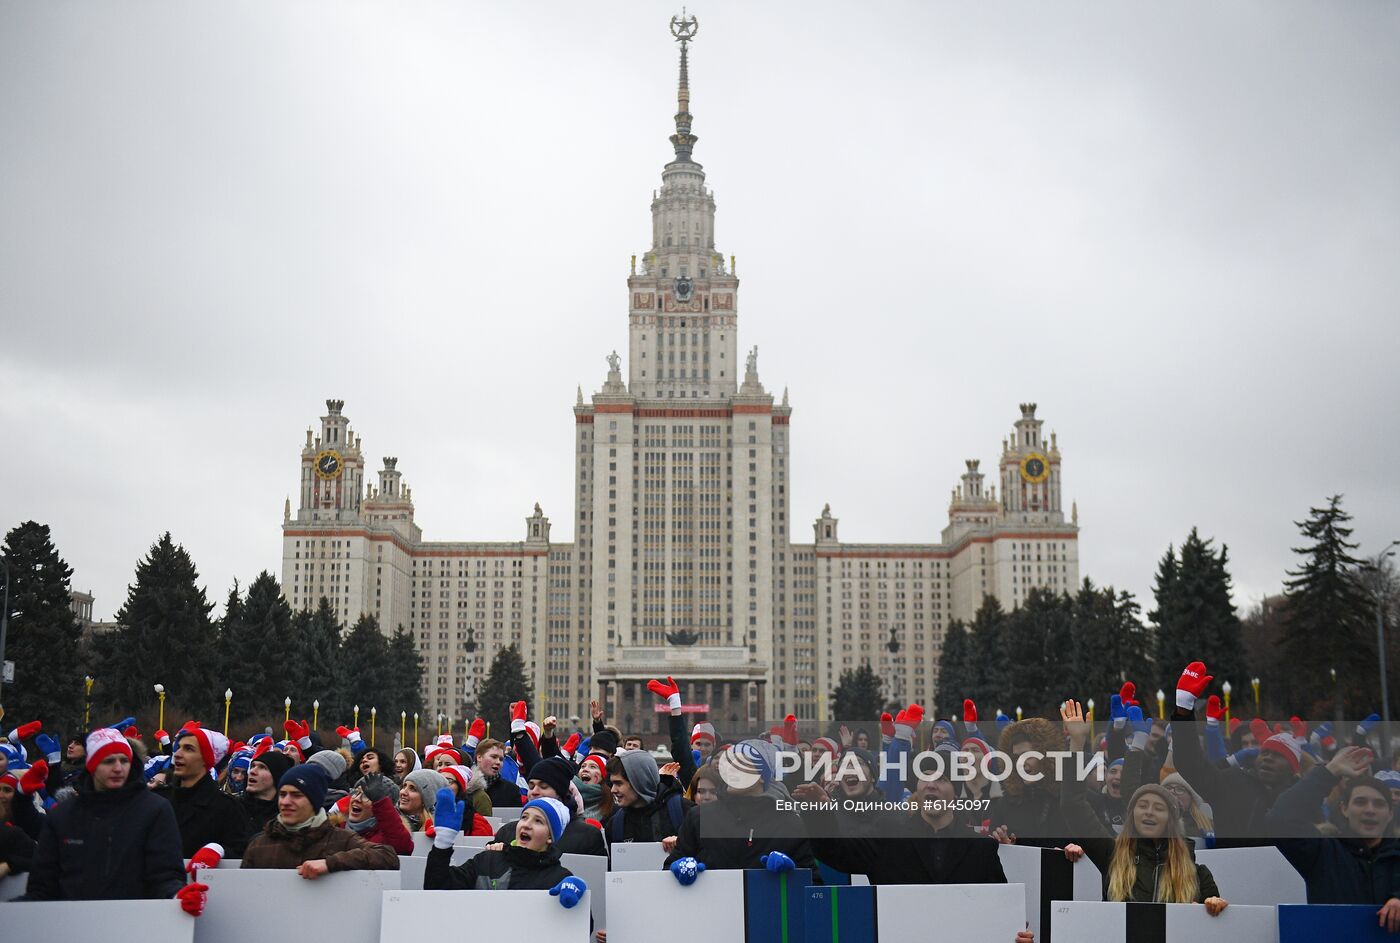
left=1196, top=846, right=1306, bottom=905
left=997, top=842, right=1103, bottom=939
left=410, top=832, right=490, bottom=856
left=0, top=872, right=30, bottom=901
left=606, top=868, right=745, bottom=943
left=379, top=889, right=589, bottom=941
left=876, top=883, right=1026, bottom=943
left=0, top=899, right=194, bottom=942
left=610, top=841, right=668, bottom=872
left=397, top=845, right=482, bottom=889
left=494, top=806, right=523, bottom=822
left=562, top=852, right=609, bottom=932
left=1052, top=900, right=1277, bottom=943
left=184, top=858, right=242, bottom=869
left=197, top=868, right=402, bottom=943
left=483, top=815, right=503, bottom=832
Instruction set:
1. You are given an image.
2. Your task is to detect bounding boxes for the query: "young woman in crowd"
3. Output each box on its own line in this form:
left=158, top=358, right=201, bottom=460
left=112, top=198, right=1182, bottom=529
left=1060, top=701, right=1229, bottom=915
left=340, top=772, right=413, bottom=855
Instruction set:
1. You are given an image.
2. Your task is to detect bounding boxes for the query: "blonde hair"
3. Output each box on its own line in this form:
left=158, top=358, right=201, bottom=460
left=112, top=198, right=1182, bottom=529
left=1106, top=785, right=1199, bottom=904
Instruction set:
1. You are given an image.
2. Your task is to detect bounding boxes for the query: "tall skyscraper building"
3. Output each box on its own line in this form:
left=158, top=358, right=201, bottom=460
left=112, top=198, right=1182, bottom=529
left=281, top=17, right=1079, bottom=736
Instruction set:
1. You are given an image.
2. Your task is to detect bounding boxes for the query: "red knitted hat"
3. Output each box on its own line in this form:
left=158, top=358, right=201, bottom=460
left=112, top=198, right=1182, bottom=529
left=85, top=727, right=133, bottom=774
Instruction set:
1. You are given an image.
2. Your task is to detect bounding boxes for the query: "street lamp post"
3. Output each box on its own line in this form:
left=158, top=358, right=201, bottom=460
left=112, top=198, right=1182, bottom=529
left=1222, top=680, right=1232, bottom=726
left=370, top=707, right=377, bottom=747
left=1368, top=540, right=1400, bottom=759
left=1251, top=677, right=1261, bottom=714
left=284, top=697, right=291, bottom=724
left=313, top=700, right=320, bottom=731
left=1156, top=689, right=1166, bottom=721
left=223, top=689, right=232, bottom=737
left=413, top=713, right=419, bottom=753
left=154, top=684, right=166, bottom=734
left=84, top=675, right=94, bottom=728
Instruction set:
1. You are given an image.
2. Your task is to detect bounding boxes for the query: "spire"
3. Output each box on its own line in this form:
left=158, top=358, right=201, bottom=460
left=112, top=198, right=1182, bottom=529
left=668, top=11, right=699, bottom=162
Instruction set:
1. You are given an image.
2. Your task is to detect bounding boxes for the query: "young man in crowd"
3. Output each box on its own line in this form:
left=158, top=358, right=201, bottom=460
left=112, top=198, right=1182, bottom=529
left=241, top=763, right=398, bottom=874
left=475, top=738, right=523, bottom=809
left=159, top=725, right=250, bottom=859
left=604, top=749, right=691, bottom=843
left=240, top=748, right=294, bottom=836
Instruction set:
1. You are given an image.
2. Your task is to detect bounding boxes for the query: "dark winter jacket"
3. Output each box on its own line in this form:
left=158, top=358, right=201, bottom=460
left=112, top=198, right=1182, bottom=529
left=604, top=779, right=692, bottom=844
left=666, top=794, right=816, bottom=873
left=1062, top=766, right=1218, bottom=902
left=238, top=791, right=279, bottom=838
left=1171, top=705, right=1299, bottom=844
left=804, top=807, right=1007, bottom=886
left=241, top=815, right=399, bottom=871
left=425, top=840, right=573, bottom=890
left=158, top=773, right=251, bottom=858
left=0, top=820, right=36, bottom=874
left=494, top=815, right=606, bottom=857
left=8, top=790, right=45, bottom=841
left=986, top=785, right=1071, bottom=849
left=1266, top=765, right=1400, bottom=905
left=20, top=770, right=185, bottom=901
left=485, top=775, right=524, bottom=809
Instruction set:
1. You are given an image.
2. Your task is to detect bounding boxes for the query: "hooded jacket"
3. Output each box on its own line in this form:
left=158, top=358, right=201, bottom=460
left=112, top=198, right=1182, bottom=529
left=241, top=815, right=400, bottom=871
left=425, top=840, right=573, bottom=891
left=604, top=777, right=692, bottom=843
left=1266, top=765, right=1400, bottom=905
left=665, top=794, right=815, bottom=873
left=20, top=768, right=185, bottom=901
left=156, top=771, right=251, bottom=858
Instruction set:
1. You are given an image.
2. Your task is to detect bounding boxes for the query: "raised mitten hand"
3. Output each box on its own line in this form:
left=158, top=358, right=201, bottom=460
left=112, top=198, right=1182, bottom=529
left=1126, top=706, right=1152, bottom=752
left=963, top=699, right=979, bottom=730
left=1205, top=695, right=1224, bottom=724
left=510, top=701, right=529, bottom=734
left=648, top=676, right=682, bottom=711
left=15, top=721, right=42, bottom=740
left=562, top=733, right=582, bottom=756
left=1119, top=682, right=1138, bottom=708
left=176, top=882, right=208, bottom=917
left=19, top=761, right=49, bottom=795
left=879, top=712, right=895, bottom=742
left=893, top=704, right=924, bottom=742
left=1175, top=661, right=1213, bottom=710
left=186, top=842, right=224, bottom=875
left=35, top=733, right=61, bottom=764
left=550, top=876, right=588, bottom=909
left=466, top=717, right=486, bottom=750
left=155, top=729, right=171, bottom=747
left=761, top=851, right=795, bottom=873
left=110, top=716, right=136, bottom=732
left=670, top=856, right=705, bottom=886
left=284, top=719, right=312, bottom=749
left=336, top=725, right=363, bottom=745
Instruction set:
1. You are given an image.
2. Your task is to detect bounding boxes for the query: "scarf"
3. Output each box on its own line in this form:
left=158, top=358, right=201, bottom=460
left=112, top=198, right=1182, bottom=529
left=347, top=814, right=377, bottom=834
left=282, top=808, right=328, bottom=832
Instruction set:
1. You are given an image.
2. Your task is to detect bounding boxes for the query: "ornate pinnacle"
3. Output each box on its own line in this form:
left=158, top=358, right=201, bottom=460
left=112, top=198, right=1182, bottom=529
left=669, top=11, right=699, bottom=161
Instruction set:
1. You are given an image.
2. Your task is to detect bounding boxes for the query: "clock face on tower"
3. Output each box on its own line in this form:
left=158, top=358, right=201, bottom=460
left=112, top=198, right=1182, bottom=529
left=674, top=275, right=694, bottom=302
left=1019, top=453, right=1049, bottom=484
left=314, top=449, right=343, bottom=480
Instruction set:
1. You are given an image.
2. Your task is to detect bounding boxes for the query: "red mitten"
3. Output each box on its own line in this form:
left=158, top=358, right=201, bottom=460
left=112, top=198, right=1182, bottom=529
left=186, top=842, right=224, bottom=875
left=466, top=717, right=486, bottom=749
left=156, top=729, right=171, bottom=747
left=336, top=725, right=363, bottom=744
left=648, top=676, right=682, bottom=711
left=562, top=733, right=582, bottom=756
left=1205, top=695, right=1224, bottom=724
left=284, top=719, right=312, bottom=749
left=1249, top=718, right=1271, bottom=746
left=123, top=725, right=140, bottom=739
left=510, top=701, right=529, bottom=734
left=783, top=714, right=798, bottom=746
left=893, top=704, right=924, bottom=741
left=1175, top=661, right=1213, bottom=710
left=15, top=720, right=42, bottom=740
left=1119, top=682, right=1139, bottom=708
left=19, top=761, right=49, bottom=795
left=176, top=882, right=208, bottom=917
left=252, top=739, right=272, bottom=759
left=963, top=699, right=979, bottom=726
left=1290, top=716, right=1308, bottom=742
left=879, top=712, right=895, bottom=741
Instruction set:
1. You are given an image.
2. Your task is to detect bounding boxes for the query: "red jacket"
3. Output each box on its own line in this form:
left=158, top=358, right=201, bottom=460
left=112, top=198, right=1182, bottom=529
left=354, top=796, right=414, bottom=856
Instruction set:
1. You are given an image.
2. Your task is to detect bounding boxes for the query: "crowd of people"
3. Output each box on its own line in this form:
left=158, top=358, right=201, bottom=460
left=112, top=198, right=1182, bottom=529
left=2, top=659, right=1400, bottom=939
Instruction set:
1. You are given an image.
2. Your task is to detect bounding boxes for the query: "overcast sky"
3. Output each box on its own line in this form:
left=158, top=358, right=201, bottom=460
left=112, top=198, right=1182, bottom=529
left=3, top=1, right=1398, bottom=622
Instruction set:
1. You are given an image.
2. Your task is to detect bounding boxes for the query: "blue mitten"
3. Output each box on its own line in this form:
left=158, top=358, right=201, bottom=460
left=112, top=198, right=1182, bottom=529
left=670, top=856, right=705, bottom=886
left=432, top=787, right=465, bottom=849
left=1110, top=695, right=1127, bottom=729
left=1358, top=714, right=1381, bottom=738
left=111, top=716, right=136, bottom=732
left=36, top=733, right=61, bottom=764
left=1227, top=747, right=1258, bottom=770
left=994, top=711, right=1011, bottom=734
left=692, top=749, right=703, bottom=767
left=761, top=851, right=795, bottom=873
left=1126, top=706, right=1152, bottom=752
left=550, top=876, right=587, bottom=909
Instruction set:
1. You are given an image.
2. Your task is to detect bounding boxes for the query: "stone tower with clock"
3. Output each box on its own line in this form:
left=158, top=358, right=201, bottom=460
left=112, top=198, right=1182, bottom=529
left=297, top=399, right=366, bottom=524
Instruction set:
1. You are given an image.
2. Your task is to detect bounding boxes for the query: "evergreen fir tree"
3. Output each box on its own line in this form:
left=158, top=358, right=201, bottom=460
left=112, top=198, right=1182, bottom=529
left=1004, top=589, right=1074, bottom=716
left=386, top=623, right=424, bottom=721
left=1, top=521, right=84, bottom=730
left=965, top=596, right=1009, bottom=709
left=241, top=572, right=296, bottom=716
left=214, top=580, right=263, bottom=727
left=104, top=533, right=216, bottom=717
left=934, top=621, right=972, bottom=717
left=339, top=613, right=390, bottom=720
left=1071, top=580, right=1152, bottom=707
left=294, top=598, right=344, bottom=730
left=831, top=662, right=884, bottom=721
left=1150, top=529, right=1249, bottom=690
left=1282, top=495, right=1374, bottom=715
left=476, top=643, right=532, bottom=735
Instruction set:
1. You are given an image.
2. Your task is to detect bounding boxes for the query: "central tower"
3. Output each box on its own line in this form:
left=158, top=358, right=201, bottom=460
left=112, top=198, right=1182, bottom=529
left=627, top=12, right=740, bottom=402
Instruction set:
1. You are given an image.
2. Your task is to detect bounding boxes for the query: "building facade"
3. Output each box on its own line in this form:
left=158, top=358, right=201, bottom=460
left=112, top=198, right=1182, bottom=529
left=280, top=21, right=1079, bottom=736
